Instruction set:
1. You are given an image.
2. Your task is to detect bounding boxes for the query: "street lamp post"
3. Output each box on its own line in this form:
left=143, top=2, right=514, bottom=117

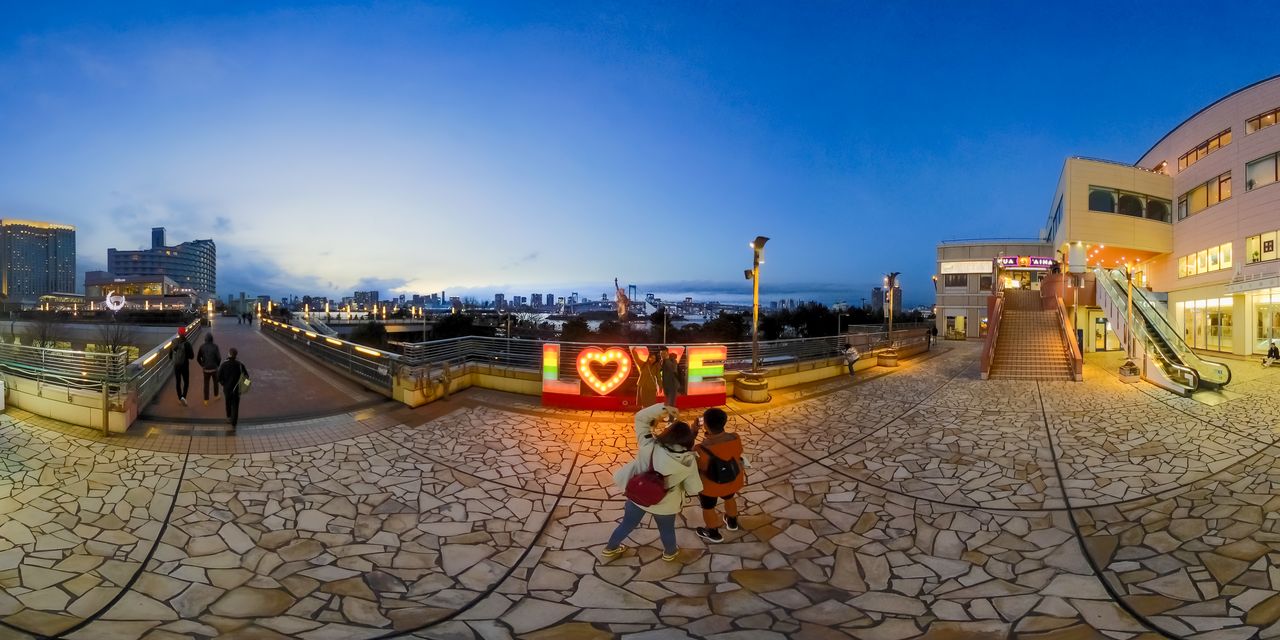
left=879, top=272, right=902, bottom=367
left=735, top=236, right=771, bottom=403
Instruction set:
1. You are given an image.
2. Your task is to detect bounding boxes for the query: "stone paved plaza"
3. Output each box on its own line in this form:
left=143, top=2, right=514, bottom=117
left=7, top=341, right=1280, bottom=638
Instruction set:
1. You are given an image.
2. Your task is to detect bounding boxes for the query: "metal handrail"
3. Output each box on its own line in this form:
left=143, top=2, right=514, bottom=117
left=1104, top=268, right=1231, bottom=387
left=1094, top=269, right=1199, bottom=393
left=259, top=319, right=397, bottom=392
left=1052, top=296, right=1083, bottom=380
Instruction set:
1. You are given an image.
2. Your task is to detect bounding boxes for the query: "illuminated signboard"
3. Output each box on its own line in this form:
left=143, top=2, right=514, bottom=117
left=997, top=255, right=1054, bottom=270
left=940, top=260, right=992, bottom=275
left=541, top=343, right=726, bottom=410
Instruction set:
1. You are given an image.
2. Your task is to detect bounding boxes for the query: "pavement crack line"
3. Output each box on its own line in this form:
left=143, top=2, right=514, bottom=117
left=48, top=434, right=195, bottom=640
left=1034, top=380, right=1179, bottom=640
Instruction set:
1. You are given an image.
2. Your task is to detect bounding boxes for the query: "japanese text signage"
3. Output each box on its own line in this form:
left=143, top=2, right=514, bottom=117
left=997, top=255, right=1054, bottom=270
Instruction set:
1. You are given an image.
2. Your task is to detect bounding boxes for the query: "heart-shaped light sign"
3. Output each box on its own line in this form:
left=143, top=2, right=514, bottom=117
left=576, top=346, right=632, bottom=396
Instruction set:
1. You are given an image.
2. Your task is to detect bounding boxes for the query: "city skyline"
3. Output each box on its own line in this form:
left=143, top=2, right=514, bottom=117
left=2, top=2, right=1277, bottom=305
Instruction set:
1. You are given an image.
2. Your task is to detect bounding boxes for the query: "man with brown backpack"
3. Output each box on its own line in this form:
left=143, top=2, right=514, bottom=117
left=602, top=403, right=703, bottom=562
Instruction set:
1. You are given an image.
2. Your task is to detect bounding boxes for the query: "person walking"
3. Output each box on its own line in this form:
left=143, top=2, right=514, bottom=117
left=660, top=348, right=685, bottom=408
left=197, top=334, right=222, bottom=406
left=843, top=342, right=860, bottom=376
left=694, top=408, right=745, bottom=543
left=170, top=328, right=194, bottom=406
left=217, top=348, right=248, bottom=430
left=602, top=403, right=702, bottom=562
left=632, top=349, right=660, bottom=407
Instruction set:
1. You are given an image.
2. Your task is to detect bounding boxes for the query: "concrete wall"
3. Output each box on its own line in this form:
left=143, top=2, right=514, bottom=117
left=2, top=375, right=127, bottom=433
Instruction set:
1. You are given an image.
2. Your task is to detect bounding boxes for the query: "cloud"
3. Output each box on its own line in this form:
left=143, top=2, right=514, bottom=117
left=502, top=251, right=539, bottom=270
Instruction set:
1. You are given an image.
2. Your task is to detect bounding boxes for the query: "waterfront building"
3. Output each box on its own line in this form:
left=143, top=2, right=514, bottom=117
left=84, top=271, right=194, bottom=310
left=0, top=219, right=75, bottom=303
left=108, top=227, right=215, bottom=302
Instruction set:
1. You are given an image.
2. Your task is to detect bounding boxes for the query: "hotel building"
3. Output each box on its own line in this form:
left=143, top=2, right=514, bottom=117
left=108, top=227, right=216, bottom=302
left=938, top=75, right=1280, bottom=362
left=0, top=219, right=76, bottom=304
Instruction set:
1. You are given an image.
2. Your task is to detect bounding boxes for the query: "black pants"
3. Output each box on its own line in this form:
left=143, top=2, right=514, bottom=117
left=174, top=365, right=190, bottom=399
left=203, top=370, right=220, bottom=400
left=224, top=388, right=241, bottom=427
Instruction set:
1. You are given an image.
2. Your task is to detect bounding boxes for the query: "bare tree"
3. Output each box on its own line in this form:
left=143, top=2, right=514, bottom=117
left=24, top=313, right=63, bottom=348
left=95, top=322, right=137, bottom=357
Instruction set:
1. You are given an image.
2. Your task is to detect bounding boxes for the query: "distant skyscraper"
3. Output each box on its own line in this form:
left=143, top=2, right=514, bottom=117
left=0, top=219, right=76, bottom=301
left=546, top=292, right=554, bottom=308
left=871, top=286, right=902, bottom=316
left=532, top=293, right=543, bottom=307
left=494, top=293, right=506, bottom=309
left=108, top=227, right=216, bottom=301
left=353, top=291, right=380, bottom=308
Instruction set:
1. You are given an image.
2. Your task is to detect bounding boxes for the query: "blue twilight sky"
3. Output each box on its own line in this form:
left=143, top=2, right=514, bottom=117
left=0, top=2, right=1276, bottom=306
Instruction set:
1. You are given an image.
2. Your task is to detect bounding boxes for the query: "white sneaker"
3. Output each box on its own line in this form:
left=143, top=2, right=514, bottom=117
left=179, top=397, right=188, bottom=406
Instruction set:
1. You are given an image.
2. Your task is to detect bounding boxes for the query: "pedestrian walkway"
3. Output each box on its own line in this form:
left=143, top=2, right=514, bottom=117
left=4, top=340, right=1280, bottom=638
left=142, top=319, right=382, bottom=424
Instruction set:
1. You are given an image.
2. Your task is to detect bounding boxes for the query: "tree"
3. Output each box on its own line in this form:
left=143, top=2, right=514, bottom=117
left=561, top=317, right=592, bottom=342
left=24, top=313, right=62, bottom=348
left=348, top=321, right=389, bottom=349
left=432, top=313, right=476, bottom=339
left=700, top=312, right=748, bottom=342
left=95, top=322, right=137, bottom=358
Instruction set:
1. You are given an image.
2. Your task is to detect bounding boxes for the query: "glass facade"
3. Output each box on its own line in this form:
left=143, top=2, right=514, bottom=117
left=1177, top=298, right=1234, bottom=352
left=0, top=220, right=76, bottom=299
left=1245, top=230, right=1280, bottom=264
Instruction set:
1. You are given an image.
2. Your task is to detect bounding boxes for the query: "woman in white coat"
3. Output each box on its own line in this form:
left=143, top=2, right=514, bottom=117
left=603, top=403, right=703, bottom=562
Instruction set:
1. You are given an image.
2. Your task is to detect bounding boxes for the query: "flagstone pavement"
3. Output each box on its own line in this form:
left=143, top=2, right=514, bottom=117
left=5, top=341, right=1280, bottom=638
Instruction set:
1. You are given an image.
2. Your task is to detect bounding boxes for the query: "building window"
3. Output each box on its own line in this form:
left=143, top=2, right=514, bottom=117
left=943, top=274, right=968, bottom=288
left=1088, top=188, right=1115, bottom=213
left=1177, top=171, right=1231, bottom=220
left=1087, top=186, right=1171, bottom=222
left=979, top=275, right=993, bottom=291
left=1178, top=128, right=1231, bottom=171
left=1247, top=108, right=1279, bottom=134
left=1247, top=152, right=1279, bottom=191
left=1179, top=242, right=1234, bottom=277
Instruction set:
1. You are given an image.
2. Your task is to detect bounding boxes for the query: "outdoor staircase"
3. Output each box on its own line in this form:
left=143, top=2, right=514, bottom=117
left=989, top=290, right=1074, bottom=381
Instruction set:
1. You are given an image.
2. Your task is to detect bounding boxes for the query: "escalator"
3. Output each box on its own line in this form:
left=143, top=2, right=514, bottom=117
left=1093, top=268, right=1231, bottom=395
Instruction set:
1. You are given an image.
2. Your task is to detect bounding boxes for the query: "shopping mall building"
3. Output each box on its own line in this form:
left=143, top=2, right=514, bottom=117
left=937, top=74, right=1280, bottom=359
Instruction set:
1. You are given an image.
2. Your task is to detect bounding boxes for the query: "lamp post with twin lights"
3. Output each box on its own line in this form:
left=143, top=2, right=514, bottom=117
left=735, top=236, right=771, bottom=403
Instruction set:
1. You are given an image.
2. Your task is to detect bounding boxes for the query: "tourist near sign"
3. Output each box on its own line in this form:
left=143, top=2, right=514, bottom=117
left=541, top=343, right=727, bottom=410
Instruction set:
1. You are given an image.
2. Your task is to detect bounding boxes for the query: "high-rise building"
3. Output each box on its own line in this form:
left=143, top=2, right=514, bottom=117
left=494, top=293, right=506, bottom=309
left=532, top=293, right=543, bottom=307
left=546, top=292, right=554, bottom=308
left=353, top=291, right=380, bottom=309
left=107, top=227, right=215, bottom=301
left=871, top=286, right=902, bottom=317
left=0, top=219, right=76, bottom=302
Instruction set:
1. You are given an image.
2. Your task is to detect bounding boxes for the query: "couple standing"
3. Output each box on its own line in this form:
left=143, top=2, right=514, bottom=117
left=602, top=403, right=746, bottom=562
left=634, top=347, right=686, bottom=408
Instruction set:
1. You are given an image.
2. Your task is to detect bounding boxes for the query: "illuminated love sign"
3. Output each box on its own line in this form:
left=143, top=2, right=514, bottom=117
left=542, top=343, right=726, bottom=410
left=576, top=346, right=632, bottom=395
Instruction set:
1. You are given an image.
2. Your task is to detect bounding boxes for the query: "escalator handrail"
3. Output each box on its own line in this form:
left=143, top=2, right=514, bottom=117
left=1104, top=269, right=1232, bottom=387
left=1093, top=268, right=1197, bottom=394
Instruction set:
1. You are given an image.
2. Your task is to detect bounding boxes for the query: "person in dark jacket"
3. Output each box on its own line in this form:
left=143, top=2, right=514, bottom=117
left=217, top=347, right=247, bottom=429
left=196, top=334, right=222, bottom=406
left=660, top=348, right=685, bottom=408
left=170, top=328, right=194, bottom=406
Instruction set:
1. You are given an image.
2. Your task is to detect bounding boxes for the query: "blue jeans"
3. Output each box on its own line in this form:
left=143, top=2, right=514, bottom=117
left=607, top=500, right=678, bottom=554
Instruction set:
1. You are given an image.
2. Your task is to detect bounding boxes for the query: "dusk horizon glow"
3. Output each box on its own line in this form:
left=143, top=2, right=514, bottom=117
left=2, top=1, right=1277, bottom=307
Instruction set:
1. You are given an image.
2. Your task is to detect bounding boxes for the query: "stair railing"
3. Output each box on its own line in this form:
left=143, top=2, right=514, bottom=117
left=980, top=292, right=1003, bottom=380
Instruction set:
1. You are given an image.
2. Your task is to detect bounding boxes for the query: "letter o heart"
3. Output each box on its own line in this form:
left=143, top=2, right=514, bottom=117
left=576, top=346, right=632, bottom=395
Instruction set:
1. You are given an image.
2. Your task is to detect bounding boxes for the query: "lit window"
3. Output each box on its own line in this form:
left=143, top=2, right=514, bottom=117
left=1247, top=152, right=1279, bottom=191
left=1178, top=129, right=1231, bottom=171
left=1248, top=235, right=1261, bottom=264
left=1247, top=108, right=1280, bottom=134
left=1221, top=242, right=1232, bottom=269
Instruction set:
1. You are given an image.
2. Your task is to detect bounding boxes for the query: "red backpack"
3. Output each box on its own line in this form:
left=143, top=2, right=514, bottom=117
left=625, top=447, right=669, bottom=507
